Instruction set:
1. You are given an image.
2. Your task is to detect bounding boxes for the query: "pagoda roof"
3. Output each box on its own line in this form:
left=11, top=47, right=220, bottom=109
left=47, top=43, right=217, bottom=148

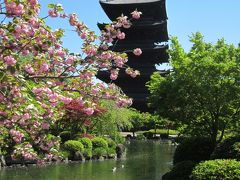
left=113, top=43, right=168, bottom=52
left=98, top=21, right=168, bottom=42
left=100, top=0, right=161, bottom=4
left=98, top=20, right=167, bottom=30
left=99, top=0, right=167, bottom=22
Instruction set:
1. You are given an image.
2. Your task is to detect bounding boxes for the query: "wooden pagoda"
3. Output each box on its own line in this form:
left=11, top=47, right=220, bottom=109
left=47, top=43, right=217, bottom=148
left=97, top=0, right=169, bottom=111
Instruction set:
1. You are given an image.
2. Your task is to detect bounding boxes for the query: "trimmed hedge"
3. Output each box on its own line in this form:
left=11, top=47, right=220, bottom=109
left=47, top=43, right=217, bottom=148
left=79, top=138, right=92, bottom=149
left=107, top=148, right=116, bottom=156
left=91, top=137, right=108, bottom=149
left=64, top=140, right=84, bottom=153
left=104, top=138, right=117, bottom=156
left=211, top=136, right=240, bottom=160
left=93, top=147, right=107, bottom=157
left=78, top=138, right=93, bottom=158
left=162, top=161, right=196, bottom=180
left=104, top=138, right=116, bottom=149
left=173, top=137, right=214, bottom=165
left=191, top=159, right=240, bottom=179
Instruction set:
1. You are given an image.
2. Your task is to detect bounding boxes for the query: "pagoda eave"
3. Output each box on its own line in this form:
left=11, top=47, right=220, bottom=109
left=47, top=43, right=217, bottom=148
left=100, top=0, right=167, bottom=22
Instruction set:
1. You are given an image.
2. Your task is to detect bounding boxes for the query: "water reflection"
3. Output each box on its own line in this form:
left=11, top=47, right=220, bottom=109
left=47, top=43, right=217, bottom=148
left=0, top=140, right=175, bottom=180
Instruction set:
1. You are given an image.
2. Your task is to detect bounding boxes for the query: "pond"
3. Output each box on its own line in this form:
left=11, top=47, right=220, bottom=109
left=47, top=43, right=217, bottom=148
left=0, top=140, right=175, bottom=180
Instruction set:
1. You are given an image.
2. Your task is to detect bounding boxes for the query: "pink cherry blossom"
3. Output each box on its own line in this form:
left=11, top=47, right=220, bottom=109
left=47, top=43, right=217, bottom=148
left=80, top=32, right=87, bottom=39
left=117, top=31, right=125, bottom=40
left=110, top=69, right=119, bottom=80
left=57, top=49, right=66, bottom=58
left=0, top=28, right=5, bottom=36
left=131, top=10, right=142, bottom=19
left=42, top=122, right=50, bottom=130
left=48, top=9, right=59, bottom=17
left=4, top=55, right=16, bottom=66
left=24, top=64, right=35, bottom=74
left=29, top=0, right=38, bottom=6
left=40, top=62, right=50, bottom=72
left=133, top=48, right=142, bottom=56
left=22, top=113, right=31, bottom=120
left=83, top=107, right=94, bottom=116
left=69, top=13, right=78, bottom=26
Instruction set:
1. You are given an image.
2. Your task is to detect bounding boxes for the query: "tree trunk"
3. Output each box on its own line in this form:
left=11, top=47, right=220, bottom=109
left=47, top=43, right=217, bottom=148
left=132, top=131, right=135, bottom=137
left=154, top=124, right=157, bottom=137
left=217, top=127, right=225, bottom=144
left=211, top=127, right=218, bottom=146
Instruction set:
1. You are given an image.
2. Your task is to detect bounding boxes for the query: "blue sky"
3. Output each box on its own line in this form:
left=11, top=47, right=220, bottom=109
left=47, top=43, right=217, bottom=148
left=39, top=0, right=240, bottom=53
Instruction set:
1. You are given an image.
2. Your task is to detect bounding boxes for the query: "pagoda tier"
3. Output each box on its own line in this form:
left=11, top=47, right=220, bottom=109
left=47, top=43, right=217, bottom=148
left=98, top=20, right=168, bottom=43
left=114, top=44, right=169, bottom=64
left=98, top=0, right=168, bottom=111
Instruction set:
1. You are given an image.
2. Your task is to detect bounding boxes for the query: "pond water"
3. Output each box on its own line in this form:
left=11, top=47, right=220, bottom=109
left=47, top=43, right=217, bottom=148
left=0, top=140, right=175, bottom=180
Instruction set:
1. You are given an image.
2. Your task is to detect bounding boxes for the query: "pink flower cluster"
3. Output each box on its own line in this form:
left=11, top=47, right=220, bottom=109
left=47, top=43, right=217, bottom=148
left=5, top=1, right=25, bottom=16
left=10, top=129, right=25, bottom=143
left=110, top=69, right=119, bottom=80
left=48, top=9, right=59, bottom=17
left=117, top=98, right=133, bottom=108
left=4, top=55, right=16, bottom=66
left=125, top=68, right=140, bottom=78
left=83, top=107, right=94, bottom=116
left=116, top=15, right=131, bottom=29
left=12, top=143, right=37, bottom=160
left=24, top=64, right=35, bottom=74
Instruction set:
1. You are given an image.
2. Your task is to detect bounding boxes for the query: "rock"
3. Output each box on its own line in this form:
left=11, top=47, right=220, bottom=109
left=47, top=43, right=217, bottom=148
left=64, top=158, right=69, bottom=163
left=98, top=156, right=104, bottom=161
left=73, top=152, right=85, bottom=161
left=0, top=155, right=6, bottom=167
left=116, top=144, right=125, bottom=158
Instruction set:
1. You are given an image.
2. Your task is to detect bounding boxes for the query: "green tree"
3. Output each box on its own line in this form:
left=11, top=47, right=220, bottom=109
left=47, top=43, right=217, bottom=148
left=147, top=32, right=240, bottom=144
left=90, top=100, right=133, bottom=136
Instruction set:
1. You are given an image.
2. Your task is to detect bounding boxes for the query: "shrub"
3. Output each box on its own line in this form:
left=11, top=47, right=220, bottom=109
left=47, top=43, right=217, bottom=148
left=106, top=139, right=117, bottom=156
left=107, top=148, right=116, bottom=157
left=93, top=147, right=107, bottom=157
left=136, top=133, right=146, bottom=140
left=173, top=137, right=214, bottom=165
left=191, top=159, right=240, bottom=179
left=104, top=138, right=116, bottom=149
left=83, top=148, right=92, bottom=158
left=59, top=131, right=72, bottom=143
left=110, top=133, right=125, bottom=144
left=162, top=161, right=196, bottom=180
left=78, top=138, right=92, bottom=149
left=91, top=137, right=108, bottom=149
left=211, top=136, right=240, bottom=160
left=78, top=138, right=92, bottom=158
left=59, top=151, right=70, bottom=159
left=64, top=140, right=84, bottom=153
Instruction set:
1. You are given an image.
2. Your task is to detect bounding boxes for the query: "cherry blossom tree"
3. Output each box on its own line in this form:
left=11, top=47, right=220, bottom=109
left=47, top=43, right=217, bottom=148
left=0, top=0, right=142, bottom=162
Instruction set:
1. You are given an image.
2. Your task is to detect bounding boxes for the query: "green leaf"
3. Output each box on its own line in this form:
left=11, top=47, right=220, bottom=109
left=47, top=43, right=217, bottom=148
left=48, top=4, right=55, bottom=8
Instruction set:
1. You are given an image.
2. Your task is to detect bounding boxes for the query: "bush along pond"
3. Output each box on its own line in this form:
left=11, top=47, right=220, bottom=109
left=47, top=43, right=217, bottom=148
left=0, top=136, right=126, bottom=168
left=0, top=140, right=175, bottom=180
